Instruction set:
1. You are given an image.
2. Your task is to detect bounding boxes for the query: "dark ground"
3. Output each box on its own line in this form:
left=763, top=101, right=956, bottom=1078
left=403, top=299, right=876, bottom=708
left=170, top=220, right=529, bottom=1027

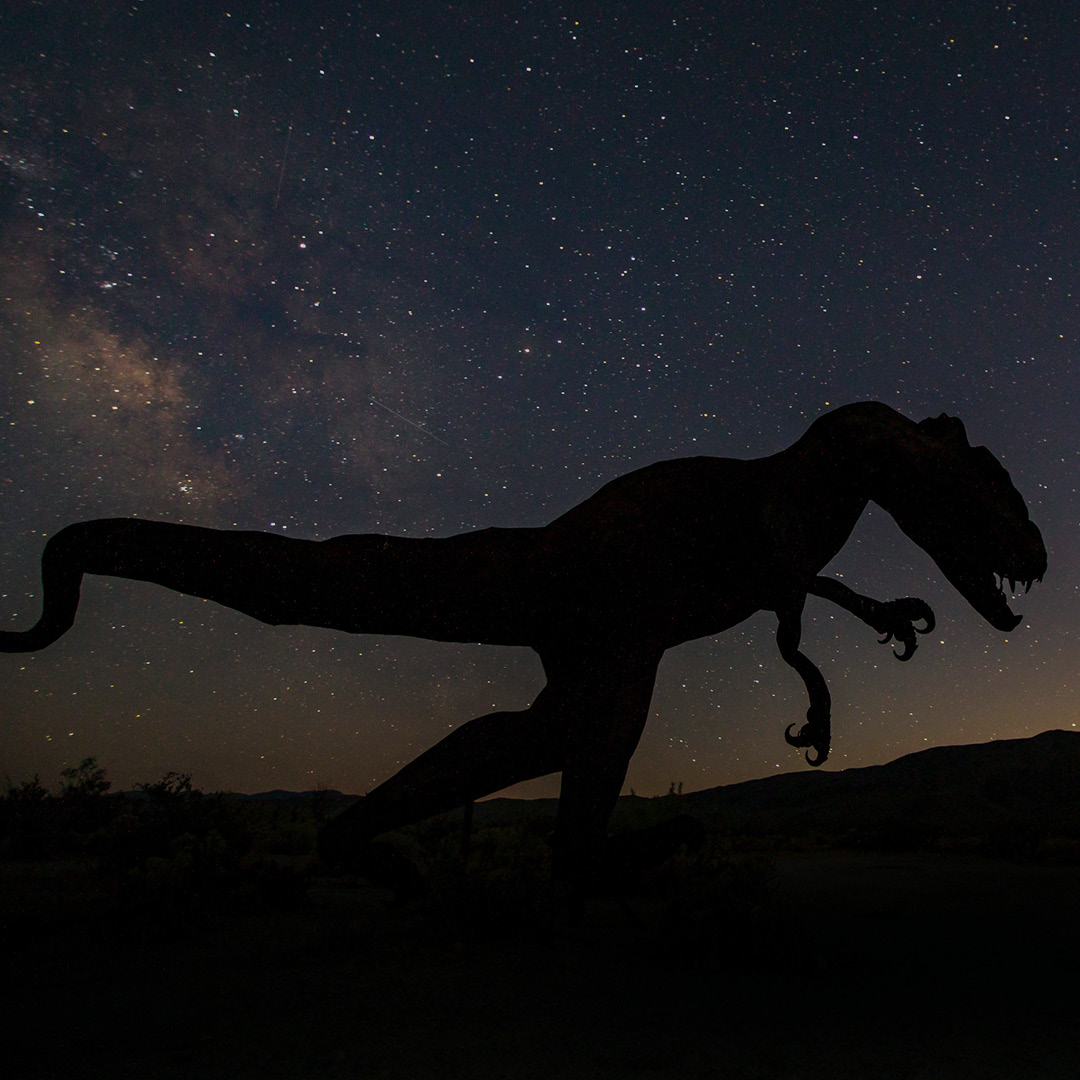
left=3, top=849, right=1078, bottom=1080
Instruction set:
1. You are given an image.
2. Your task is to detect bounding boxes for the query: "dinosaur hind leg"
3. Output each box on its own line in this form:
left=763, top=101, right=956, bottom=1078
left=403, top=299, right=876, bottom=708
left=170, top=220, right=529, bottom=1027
left=551, top=647, right=663, bottom=883
left=317, top=684, right=572, bottom=869
left=317, top=644, right=664, bottom=889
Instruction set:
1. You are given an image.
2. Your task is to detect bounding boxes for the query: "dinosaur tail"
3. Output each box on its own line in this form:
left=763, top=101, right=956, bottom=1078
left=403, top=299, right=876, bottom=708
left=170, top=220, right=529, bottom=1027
left=0, top=518, right=332, bottom=652
left=0, top=524, right=89, bottom=652
left=0, top=518, right=536, bottom=652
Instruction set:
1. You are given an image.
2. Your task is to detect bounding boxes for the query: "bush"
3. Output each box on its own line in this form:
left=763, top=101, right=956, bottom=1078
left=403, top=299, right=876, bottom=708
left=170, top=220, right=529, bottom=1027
left=60, top=757, right=112, bottom=800
left=408, top=816, right=557, bottom=944
left=1, top=759, right=120, bottom=858
left=1, top=762, right=313, bottom=934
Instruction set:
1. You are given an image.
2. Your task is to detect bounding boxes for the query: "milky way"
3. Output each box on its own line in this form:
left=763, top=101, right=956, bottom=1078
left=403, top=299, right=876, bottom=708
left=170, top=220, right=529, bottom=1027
left=1, top=1, right=1076, bottom=795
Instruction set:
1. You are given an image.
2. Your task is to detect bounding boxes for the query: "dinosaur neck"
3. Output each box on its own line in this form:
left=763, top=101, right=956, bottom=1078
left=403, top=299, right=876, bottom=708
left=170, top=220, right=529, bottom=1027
left=763, top=402, right=915, bottom=575
left=790, top=400, right=916, bottom=504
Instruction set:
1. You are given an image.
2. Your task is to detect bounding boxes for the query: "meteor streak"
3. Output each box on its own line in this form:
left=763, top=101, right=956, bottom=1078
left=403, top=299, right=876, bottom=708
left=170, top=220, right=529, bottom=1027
left=370, top=400, right=449, bottom=446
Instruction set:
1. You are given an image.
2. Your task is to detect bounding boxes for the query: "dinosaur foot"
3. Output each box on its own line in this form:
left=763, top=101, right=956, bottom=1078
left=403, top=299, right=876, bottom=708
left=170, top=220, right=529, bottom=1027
left=784, top=715, right=831, bottom=766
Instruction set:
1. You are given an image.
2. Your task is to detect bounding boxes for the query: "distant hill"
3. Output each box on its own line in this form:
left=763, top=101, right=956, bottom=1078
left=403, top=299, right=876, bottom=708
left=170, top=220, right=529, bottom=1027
left=225, top=787, right=360, bottom=815
left=675, top=729, right=1080, bottom=848
left=233, top=730, right=1080, bottom=851
left=475, top=730, right=1080, bottom=850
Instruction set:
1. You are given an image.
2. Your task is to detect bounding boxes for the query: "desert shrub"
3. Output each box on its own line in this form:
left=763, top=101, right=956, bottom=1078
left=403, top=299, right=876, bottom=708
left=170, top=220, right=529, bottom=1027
left=306, top=787, right=336, bottom=827
left=610, top=788, right=697, bottom=834
left=89, top=772, right=261, bottom=869
left=389, top=810, right=776, bottom=954
left=980, top=818, right=1049, bottom=861
left=656, top=834, right=775, bottom=909
left=636, top=833, right=778, bottom=970
left=92, top=771, right=206, bottom=868
left=1, top=759, right=122, bottom=857
left=110, top=801, right=310, bottom=933
left=847, top=817, right=943, bottom=853
left=395, top=814, right=557, bottom=944
left=60, top=757, right=122, bottom=833
left=1, top=775, right=57, bottom=858
left=2, top=763, right=312, bottom=935
left=1037, top=836, right=1080, bottom=864
left=247, top=801, right=320, bottom=856
left=60, top=757, right=112, bottom=800
left=6, top=775, right=49, bottom=803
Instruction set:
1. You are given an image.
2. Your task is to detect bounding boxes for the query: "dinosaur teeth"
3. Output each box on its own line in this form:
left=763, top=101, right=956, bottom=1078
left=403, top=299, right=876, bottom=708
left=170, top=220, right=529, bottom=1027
left=993, top=573, right=1034, bottom=598
left=998, top=576, right=1034, bottom=596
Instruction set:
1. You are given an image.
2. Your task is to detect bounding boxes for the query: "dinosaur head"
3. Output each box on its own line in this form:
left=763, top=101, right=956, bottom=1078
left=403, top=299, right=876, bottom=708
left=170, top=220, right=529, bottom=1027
left=879, top=413, right=1046, bottom=632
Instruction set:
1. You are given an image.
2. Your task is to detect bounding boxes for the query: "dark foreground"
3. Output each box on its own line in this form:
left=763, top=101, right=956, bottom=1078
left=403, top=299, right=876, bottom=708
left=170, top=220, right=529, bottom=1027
left=3, top=849, right=1078, bottom=1080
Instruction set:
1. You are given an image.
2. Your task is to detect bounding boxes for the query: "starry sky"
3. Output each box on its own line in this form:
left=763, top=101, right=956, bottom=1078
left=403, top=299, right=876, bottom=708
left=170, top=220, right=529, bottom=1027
left=0, top=0, right=1076, bottom=797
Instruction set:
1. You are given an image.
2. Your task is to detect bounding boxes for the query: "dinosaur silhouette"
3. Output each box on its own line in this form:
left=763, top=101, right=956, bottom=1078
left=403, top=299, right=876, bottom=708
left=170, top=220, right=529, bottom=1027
left=0, top=402, right=1046, bottom=883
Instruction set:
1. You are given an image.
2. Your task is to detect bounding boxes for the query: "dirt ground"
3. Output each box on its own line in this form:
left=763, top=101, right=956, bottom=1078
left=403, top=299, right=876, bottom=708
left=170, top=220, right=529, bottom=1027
left=3, top=851, right=1078, bottom=1079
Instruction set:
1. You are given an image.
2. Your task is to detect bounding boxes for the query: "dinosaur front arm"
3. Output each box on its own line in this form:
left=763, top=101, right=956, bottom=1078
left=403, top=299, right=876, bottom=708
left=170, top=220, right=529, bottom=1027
left=774, top=580, right=934, bottom=768
left=807, top=576, right=935, bottom=661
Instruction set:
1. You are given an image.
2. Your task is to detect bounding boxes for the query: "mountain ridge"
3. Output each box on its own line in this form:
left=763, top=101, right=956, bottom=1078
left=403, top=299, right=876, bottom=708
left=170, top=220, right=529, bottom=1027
left=233, top=729, right=1080, bottom=848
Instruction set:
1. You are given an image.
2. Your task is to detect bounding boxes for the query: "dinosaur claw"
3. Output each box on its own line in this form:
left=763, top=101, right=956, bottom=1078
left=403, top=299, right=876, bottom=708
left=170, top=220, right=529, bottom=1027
left=875, top=598, right=934, bottom=662
left=785, top=719, right=830, bottom=766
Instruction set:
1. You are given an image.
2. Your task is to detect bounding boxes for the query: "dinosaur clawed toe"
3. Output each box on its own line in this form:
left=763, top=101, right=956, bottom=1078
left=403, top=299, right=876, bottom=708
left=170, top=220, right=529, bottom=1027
left=785, top=703, right=831, bottom=766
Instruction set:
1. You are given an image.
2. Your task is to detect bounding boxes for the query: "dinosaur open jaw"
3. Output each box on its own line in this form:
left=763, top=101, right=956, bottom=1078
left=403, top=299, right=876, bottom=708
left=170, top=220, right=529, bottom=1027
left=935, top=554, right=1039, bottom=632
left=974, top=569, right=1039, bottom=631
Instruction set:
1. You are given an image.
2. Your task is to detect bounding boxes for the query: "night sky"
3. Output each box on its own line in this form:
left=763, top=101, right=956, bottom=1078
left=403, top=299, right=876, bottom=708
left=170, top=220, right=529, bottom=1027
left=1, top=0, right=1076, bottom=798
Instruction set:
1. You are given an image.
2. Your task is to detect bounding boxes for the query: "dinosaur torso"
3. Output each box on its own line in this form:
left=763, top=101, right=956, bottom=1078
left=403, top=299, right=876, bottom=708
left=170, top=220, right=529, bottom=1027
left=521, top=422, right=872, bottom=649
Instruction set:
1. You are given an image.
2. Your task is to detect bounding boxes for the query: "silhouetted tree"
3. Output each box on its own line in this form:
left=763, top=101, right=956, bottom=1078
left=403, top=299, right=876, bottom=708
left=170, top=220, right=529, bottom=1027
left=60, top=757, right=111, bottom=800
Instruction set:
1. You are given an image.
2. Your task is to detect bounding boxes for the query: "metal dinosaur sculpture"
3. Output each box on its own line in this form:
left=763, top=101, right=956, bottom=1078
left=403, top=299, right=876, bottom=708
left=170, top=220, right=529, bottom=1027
left=0, top=402, right=1047, bottom=882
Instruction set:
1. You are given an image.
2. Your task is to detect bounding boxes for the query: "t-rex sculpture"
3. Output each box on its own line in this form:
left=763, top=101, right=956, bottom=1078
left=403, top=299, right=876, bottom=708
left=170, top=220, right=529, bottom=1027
left=0, top=402, right=1046, bottom=883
